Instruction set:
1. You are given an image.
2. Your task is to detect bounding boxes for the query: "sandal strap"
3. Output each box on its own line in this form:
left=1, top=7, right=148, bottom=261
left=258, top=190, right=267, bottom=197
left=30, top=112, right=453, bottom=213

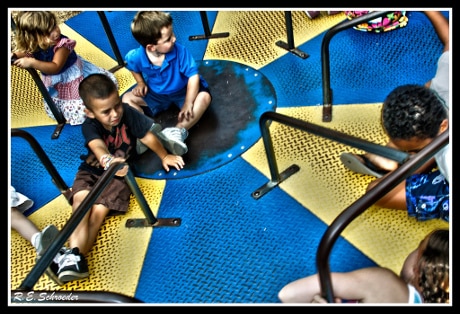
left=359, top=154, right=390, bottom=176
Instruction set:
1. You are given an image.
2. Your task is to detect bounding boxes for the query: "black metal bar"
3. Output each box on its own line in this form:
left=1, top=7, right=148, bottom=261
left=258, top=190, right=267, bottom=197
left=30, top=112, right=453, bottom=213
left=200, top=11, right=211, bottom=37
left=11, top=129, right=69, bottom=194
left=11, top=16, right=66, bottom=139
left=17, top=161, right=127, bottom=290
left=25, top=68, right=67, bottom=139
left=316, top=130, right=449, bottom=302
left=321, top=11, right=391, bottom=122
left=124, top=169, right=158, bottom=225
left=12, top=129, right=176, bottom=289
left=260, top=117, right=280, bottom=183
left=97, top=11, right=125, bottom=71
left=256, top=111, right=408, bottom=189
left=275, top=11, right=309, bottom=59
left=253, top=110, right=409, bottom=199
left=189, top=11, right=229, bottom=41
left=285, top=11, right=294, bottom=49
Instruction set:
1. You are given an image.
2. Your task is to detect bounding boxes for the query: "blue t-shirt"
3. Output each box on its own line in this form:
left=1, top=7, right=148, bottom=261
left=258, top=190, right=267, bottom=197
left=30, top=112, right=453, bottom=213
left=125, top=42, right=199, bottom=95
left=408, top=284, right=423, bottom=303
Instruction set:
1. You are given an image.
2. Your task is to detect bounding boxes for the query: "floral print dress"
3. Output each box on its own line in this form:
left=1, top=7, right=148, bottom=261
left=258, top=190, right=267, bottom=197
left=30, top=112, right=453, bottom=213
left=28, top=35, right=119, bottom=125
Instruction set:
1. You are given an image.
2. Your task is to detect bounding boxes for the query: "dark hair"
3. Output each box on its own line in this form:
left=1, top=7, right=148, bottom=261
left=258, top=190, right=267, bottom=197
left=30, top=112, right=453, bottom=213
left=382, top=84, right=448, bottom=140
left=78, top=73, right=118, bottom=110
left=417, top=229, right=449, bottom=303
left=130, top=11, right=173, bottom=47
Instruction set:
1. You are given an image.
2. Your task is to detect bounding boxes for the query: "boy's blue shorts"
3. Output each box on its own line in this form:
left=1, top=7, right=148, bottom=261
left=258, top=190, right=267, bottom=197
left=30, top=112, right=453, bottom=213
left=406, top=169, right=449, bottom=222
left=143, top=76, right=211, bottom=116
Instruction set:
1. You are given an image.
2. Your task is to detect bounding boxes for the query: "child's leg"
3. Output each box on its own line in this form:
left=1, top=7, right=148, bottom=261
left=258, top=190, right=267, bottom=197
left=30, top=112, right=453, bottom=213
left=11, top=207, right=40, bottom=243
left=159, top=85, right=211, bottom=155
left=176, top=91, right=212, bottom=130
left=81, top=204, right=111, bottom=254
left=68, top=192, right=110, bottom=255
left=67, top=190, right=90, bottom=253
left=123, top=89, right=170, bottom=117
left=57, top=193, right=110, bottom=283
left=122, top=90, right=149, bottom=113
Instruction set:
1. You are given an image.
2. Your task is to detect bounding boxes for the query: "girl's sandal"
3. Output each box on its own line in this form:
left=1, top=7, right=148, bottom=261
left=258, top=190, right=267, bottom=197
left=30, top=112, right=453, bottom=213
left=340, top=152, right=389, bottom=178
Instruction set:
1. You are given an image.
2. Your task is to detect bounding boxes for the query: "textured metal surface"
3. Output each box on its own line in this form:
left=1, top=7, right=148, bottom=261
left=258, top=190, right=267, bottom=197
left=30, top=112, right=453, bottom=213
left=243, top=105, right=449, bottom=274
left=204, top=11, right=346, bottom=68
left=10, top=178, right=161, bottom=295
left=10, top=10, right=449, bottom=303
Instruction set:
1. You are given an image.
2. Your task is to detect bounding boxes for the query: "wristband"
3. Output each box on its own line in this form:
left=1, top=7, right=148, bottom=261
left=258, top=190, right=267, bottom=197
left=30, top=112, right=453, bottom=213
left=100, top=154, right=114, bottom=170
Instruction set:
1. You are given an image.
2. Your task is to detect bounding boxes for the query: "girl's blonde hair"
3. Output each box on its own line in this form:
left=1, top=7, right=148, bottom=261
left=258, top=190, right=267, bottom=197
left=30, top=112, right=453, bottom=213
left=14, top=11, right=59, bottom=53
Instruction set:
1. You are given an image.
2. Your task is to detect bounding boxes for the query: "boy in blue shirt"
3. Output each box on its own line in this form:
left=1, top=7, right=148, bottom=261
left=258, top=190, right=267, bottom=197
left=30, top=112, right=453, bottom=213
left=122, top=11, right=212, bottom=156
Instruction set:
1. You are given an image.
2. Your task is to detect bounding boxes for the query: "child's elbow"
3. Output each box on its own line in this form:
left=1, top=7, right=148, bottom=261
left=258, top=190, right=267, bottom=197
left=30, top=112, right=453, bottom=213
left=278, top=286, right=293, bottom=303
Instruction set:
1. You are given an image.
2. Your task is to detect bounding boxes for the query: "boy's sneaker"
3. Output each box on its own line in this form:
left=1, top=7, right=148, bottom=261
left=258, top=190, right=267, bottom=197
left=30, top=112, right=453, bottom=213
left=34, top=225, right=69, bottom=286
left=57, top=247, right=89, bottom=283
left=136, top=122, right=163, bottom=154
left=35, top=225, right=59, bottom=258
left=157, top=127, right=189, bottom=156
left=44, top=247, right=69, bottom=286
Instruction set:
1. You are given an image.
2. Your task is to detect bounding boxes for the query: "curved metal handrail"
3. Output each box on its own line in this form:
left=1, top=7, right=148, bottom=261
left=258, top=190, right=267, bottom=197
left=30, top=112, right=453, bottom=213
left=17, top=159, right=128, bottom=291
left=11, top=20, right=67, bottom=139
left=317, top=130, right=448, bottom=302
left=321, top=11, right=392, bottom=122
left=252, top=111, right=408, bottom=199
left=11, top=129, right=70, bottom=194
left=255, top=111, right=449, bottom=302
left=11, top=129, right=144, bottom=303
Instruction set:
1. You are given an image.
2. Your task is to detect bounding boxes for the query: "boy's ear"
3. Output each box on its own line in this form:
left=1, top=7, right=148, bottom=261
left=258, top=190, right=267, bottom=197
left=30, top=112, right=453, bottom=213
left=146, top=44, right=155, bottom=52
left=84, top=108, right=95, bottom=118
left=439, top=119, right=449, bottom=133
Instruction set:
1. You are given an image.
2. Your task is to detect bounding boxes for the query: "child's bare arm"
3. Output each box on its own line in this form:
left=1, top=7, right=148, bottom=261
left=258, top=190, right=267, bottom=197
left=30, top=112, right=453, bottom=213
left=87, top=138, right=128, bottom=176
left=129, top=71, right=149, bottom=97
left=139, top=132, right=185, bottom=172
left=12, top=46, right=71, bottom=74
left=424, top=11, right=449, bottom=52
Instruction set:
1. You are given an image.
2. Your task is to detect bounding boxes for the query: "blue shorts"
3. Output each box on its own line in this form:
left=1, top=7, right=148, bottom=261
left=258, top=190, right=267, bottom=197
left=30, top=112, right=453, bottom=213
left=143, top=76, right=211, bottom=116
left=406, top=169, right=449, bottom=222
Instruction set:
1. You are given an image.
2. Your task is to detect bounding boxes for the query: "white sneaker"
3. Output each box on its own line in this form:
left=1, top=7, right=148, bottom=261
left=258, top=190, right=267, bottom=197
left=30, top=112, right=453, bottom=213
left=158, top=127, right=189, bottom=156
left=136, top=122, right=163, bottom=154
left=45, top=247, right=70, bottom=286
left=10, top=186, right=34, bottom=213
left=34, top=225, right=68, bottom=286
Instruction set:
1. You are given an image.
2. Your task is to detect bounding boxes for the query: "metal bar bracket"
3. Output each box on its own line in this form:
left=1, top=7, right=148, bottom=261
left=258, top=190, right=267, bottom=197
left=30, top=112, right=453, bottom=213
left=275, top=11, right=309, bottom=59
left=126, top=218, right=182, bottom=228
left=189, top=11, right=229, bottom=40
left=252, top=164, right=300, bottom=200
